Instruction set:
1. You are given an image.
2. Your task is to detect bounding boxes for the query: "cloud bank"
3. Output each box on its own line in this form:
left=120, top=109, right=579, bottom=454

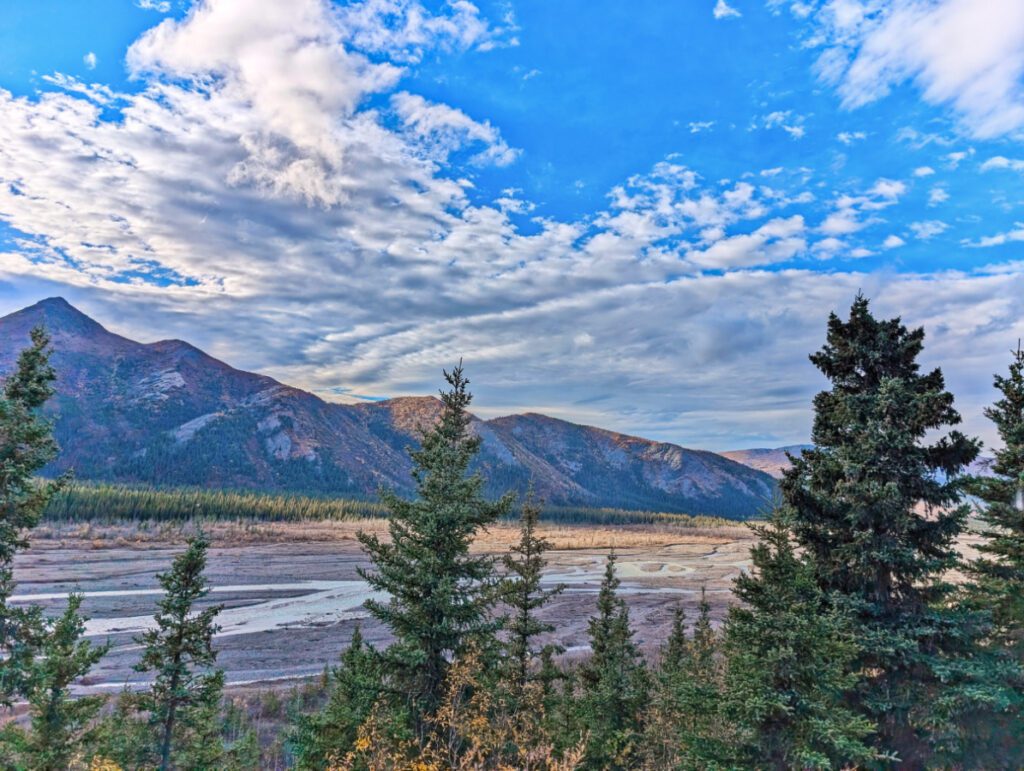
left=0, top=0, right=1022, bottom=451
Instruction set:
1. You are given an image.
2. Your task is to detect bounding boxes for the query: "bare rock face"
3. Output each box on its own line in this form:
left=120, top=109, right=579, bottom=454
left=0, top=298, right=776, bottom=519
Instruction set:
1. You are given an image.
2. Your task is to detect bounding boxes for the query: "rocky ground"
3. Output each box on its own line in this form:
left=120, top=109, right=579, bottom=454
left=11, top=520, right=756, bottom=693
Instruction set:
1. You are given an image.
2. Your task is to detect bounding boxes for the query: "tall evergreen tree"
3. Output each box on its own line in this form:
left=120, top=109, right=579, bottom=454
left=644, top=590, right=731, bottom=769
left=721, top=510, right=877, bottom=769
left=782, top=294, right=1007, bottom=761
left=968, top=343, right=1024, bottom=653
left=501, top=494, right=564, bottom=695
left=661, top=603, right=690, bottom=676
left=961, top=343, right=1024, bottom=764
left=0, top=593, right=108, bottom=771
left=576, top=551, right=648, bottom=770
left=135, top=532, right=224, bottom=771
left=690, top=587, right=716, bottom=681
left=288, top=626, right=382, bottom=769
left=357, top=363, right=514, bottom=742
left=0, top=327, right=66, bottom=704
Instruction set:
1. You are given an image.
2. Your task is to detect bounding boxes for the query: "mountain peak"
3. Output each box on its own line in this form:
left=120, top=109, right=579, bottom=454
left=0, top=297, right=137, bottom=358
left=21, top=296, right=93, bottom=321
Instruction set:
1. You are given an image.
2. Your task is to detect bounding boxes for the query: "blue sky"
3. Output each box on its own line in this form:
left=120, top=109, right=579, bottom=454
left=0, top=0, right=1023, bottom=449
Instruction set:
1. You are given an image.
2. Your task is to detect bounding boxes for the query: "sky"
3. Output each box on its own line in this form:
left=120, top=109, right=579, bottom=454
left=1, top=0, right=1023, bottom=451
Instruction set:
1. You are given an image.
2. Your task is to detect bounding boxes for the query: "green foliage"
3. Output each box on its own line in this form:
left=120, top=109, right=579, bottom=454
left=781, top=294, right=1011, bottom=761
left=44, top=483, right=387, bottom=523
left=43, top=481, right=740, bottom=529
left=357, top=363, right=514, bottom=741
left=0, top=327, right=67, bottom=704
left=969, top=343, right=1024, bottom=650
left=90, top=690, right=152, bottom=770
left=962, top=343, right=1024, bottom=765
left=0, top=594, right=109, bottom=771
left=288, top=626, right=383, bottom=769
left=575, top=552, right=648, bottom=770
left=134, top=532, right=225, bottom=770
left=501, top=494, right=564, bottom=696
left=720, top=510, right=878, bottom=769
left=644, top=589, right=730, bottom=769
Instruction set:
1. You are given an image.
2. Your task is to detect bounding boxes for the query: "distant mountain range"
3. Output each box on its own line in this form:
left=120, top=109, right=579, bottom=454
left=721, top=445, right=995, bottom=481
left=719, top=446, right=813, bottom=479
left=0, top=298, right=778, bottom=519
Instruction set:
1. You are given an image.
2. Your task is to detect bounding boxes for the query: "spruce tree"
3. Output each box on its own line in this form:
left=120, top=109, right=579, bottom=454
left=644, top=590, right=730, bottom=769
left=661, top=603, right=690, bottom=675
left=644, top=604, right=692, bottom=769
left=968, top=343, right=1024, bottom=653
left=782, top=294, right=1007, bottom=760
left=721, top=510, right=877, bottom=769
left=357, top=363, right=514, bottom=742
left=961, top=343, right=1024, bottom=763
left=0, top=593, right=109, bottom=770
left=576, top=551, right=648, bottom=770
left=0, top=327, right=66, bottom=704
left=690, top=587, right=715, bottom=681
left=289, top=625, right=382, bottom=769
left=135, top=532, right=224, bottom=771
left=501, top=494, right=564, bottom=696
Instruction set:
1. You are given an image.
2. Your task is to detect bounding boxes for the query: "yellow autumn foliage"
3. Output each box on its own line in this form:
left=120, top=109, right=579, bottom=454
left=335, top=649, right=585, bottom=771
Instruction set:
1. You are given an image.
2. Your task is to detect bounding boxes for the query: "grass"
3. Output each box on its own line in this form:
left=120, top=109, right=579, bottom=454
left=30, top=516, right=750, bottom=551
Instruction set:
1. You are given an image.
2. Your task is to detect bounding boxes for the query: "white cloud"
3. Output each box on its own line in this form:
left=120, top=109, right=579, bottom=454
left=913, top=166, right=935, bottom=177
left=945, top=149, right=974, bottom=168
left=836, top=130, right=866, bottom=144
left=964, top=223, right=1024, bottom=247
left=1, top=0, right=1023, bottom=451
left=868, top=178, right=906, bottom=201
left=798, top=0, right=1024, bottom=139
left=135, top=0, right=171, bottom=11
left=335, top=0, right=517, bottom=62
left=83, top=52, right=97, bottom=70
left=928, top=186, right=950, bottom=206
left=819, top=177, right=905, bottom=236
left=688, top=120, right=715, bottom=133
left=687, top=216, right=806, bottom=269
left=713, top=0, right=742, bottom=20
left=820, top=208, right=862, bottom=236
left=761, top=110, right=806, bottom=139
left=981, top=155, right=1024, bottom=172
left=909, top=220, right=949, bottom=240
left=391, top=91, right=519, bottom=166
left=882, top=234, right=906, bottom=249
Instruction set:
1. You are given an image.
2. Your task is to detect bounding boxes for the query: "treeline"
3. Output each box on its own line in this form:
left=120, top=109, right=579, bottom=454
left=2, top=296, right=1024, bottom=769
left=42, top=483, right=736, bottom=529
left=43, top=484, right=388, bottom=523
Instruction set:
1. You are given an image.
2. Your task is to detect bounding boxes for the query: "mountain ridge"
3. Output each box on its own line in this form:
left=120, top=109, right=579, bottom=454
left=0, top=297, right=776, bottom=519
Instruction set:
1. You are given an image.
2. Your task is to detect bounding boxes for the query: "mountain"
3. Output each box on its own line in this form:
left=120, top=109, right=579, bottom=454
left=723, top=444, right=996, bottom=482
left=0, top=298, right=776, bottom=519
left=720, top=445, right=813, bottom=479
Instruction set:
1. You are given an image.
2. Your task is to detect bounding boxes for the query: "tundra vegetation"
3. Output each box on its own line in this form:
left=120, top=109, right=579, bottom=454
left=1, top=296, right=1023, bottom=768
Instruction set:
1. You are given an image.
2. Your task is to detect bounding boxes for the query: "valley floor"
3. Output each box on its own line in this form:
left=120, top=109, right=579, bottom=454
left=12, top=520, right=755, bottom=692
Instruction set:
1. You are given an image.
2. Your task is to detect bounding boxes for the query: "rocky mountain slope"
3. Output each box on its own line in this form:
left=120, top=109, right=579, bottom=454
left=0, top=298, right=776, bottom=518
